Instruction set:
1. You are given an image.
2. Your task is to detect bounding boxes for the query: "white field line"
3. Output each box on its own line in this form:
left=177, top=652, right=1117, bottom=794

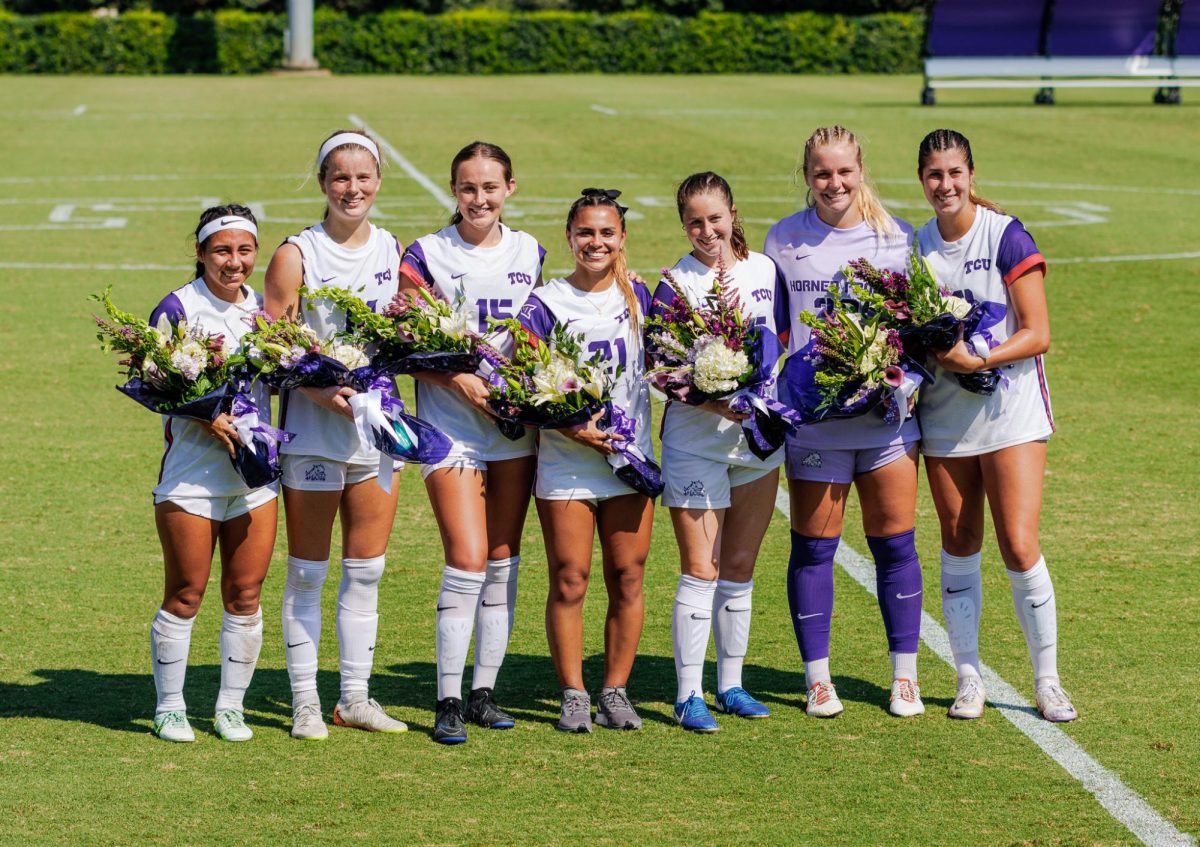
left=769, top=485, right=1194, bottom=847
left=349, top=113, right=456, bottom=214
left=0, top=261, right=190, bottom=271
left=72, top=104, right=87, bottom=116
left=590, top=104, right=618, bottom=116
left=1056, top=251, right=1200, bottom=265
left=873, top=176, right=1200, bottom=198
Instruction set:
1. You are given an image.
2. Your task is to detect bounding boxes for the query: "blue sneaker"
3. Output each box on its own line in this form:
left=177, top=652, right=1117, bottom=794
left=714, top=686, right=771, bottom=719
left=673, top=693, right=720, bottom=733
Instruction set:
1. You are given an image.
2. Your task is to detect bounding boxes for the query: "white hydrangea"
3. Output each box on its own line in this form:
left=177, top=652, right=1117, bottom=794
left=942, top=294, right=972, bottom=319
left=329, top=342, right=368, bottom=370
left=691, top=336, right=749, bottom=394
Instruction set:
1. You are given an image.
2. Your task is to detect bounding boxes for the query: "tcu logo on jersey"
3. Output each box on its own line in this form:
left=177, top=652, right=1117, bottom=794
left=507, top=271, right=534, bottom=287
left=374, top=268, right=393, bottom=284
left=963, top=258, right=991, bottom=275
left=615, top=307, right=631, bottom=325
left=750, top=288, right=772, bottom=303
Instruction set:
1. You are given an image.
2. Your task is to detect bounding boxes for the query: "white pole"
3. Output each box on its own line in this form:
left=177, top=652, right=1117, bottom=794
left=283, top=0, right=318, bottom=70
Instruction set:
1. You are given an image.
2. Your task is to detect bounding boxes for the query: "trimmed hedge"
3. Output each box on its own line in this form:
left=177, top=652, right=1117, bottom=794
left=0, top=8, right=924, bottom=74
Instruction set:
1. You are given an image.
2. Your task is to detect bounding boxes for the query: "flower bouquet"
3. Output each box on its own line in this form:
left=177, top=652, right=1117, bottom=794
left=345, top=372, right=453, bottom=491
left=781, top=285, right=922, bottom=427
left=226, top=385, right=294, bottom=488
left=240, top=307, right=374, bottom=392
left=599, top=403, right=665, bottom=498
left=645, top=261, right=800, bottom=459
left=843, top=249, right=1005, bottom=395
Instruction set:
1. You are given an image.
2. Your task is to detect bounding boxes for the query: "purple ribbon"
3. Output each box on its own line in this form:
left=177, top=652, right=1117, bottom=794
left=229, top=391, right=294, bottom=488
left=603, top=404, right=664, bottom=498
left=728, top=379, right=805, bottom=460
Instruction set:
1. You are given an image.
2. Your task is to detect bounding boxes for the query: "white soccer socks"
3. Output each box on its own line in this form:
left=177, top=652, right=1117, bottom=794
left=216, top=608, right=263, bottom=713
left=282, top=556, right=329, bottom=706
left=337, top=556, right=385, bottom=706
left=436, top=565, right=485, bottom=701
left=151, top=607, right=194, bottom=713
left=941, top=549, right=983, bottom=681
left=472, top=556, right=518, bottom=692
left=713, top=579, right=753, bottom=695
left=672, top=575, right=716, bottom=703
left=1008, top=557, right=1059, bottom=687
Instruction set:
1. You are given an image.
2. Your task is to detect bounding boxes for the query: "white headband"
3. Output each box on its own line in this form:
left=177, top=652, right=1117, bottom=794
left=318, top=132, right=380, bottom=167
left=197, top=216, right=258, bottom=245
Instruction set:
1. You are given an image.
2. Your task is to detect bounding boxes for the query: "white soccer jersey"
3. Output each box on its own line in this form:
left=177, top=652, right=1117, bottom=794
left=518, top=277, right=654, bottom=500
left=652, top=251, right=787, bottom=468
left=278, top=222, right=401, bottom=464
left=916, top=207, right=1053, bottom=457
left=150, top=278, right=272, bottom=499
left=764, top=208, right=920, bottom=450
left=401, top=224, right=545, bottom=462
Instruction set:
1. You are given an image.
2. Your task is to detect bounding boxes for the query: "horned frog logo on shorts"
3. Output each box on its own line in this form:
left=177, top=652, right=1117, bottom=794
left=682, top=480, right=706, bottom=497
left=800, top=452, right=822, bottom=468
left=304, top=463, right=327, bottom=482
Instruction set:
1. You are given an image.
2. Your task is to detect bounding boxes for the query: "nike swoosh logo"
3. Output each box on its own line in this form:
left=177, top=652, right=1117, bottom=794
left=796, top=612, right=823, bottom=620
left=450, top=272, right=467, bottom=279
left=227, top=657, right=254, bottom=664
left=1031, top=597, right=1052, bottom=608
left=286, top=640, right=310, bottom=649
left=946, top=586, right=971, bottom=594
left=156, top=658, right=183, bottom=665
left=689, top=613, right=711, bottom=620
left=220, top=217, right=239, bottom=225
left=368, top=645, right=375, bottom=652
left=436, top=605, right=454, bottom=612
left=724, top=605, right=751, bottom=613
left=896, top=591, right=922, bottom=600
left=794, top=253, right=812, bottom=261
left=321, top=275, right=336, bottom=284
left=481, top=600, right=506, bottom=607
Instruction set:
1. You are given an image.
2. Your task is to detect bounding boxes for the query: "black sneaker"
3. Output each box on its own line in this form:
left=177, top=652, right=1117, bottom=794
left=434, top=697, right=467, bottom=745
left=466, top=687, right=515, bottom=729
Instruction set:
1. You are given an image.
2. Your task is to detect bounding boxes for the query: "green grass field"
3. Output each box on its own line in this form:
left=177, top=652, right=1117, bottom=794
left=1, top=75, right=1197, bottom=846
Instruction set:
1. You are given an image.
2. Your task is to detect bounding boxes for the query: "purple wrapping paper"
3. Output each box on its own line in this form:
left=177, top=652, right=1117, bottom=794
left=116, top=378, right=230, bottom=422
left=602, top=403, right=664, bottom=498
left=228, top=391, right=292, bottom=488
left=363, top=375, right=453, bottom=465
left=371, top=348, right=479, bottom=377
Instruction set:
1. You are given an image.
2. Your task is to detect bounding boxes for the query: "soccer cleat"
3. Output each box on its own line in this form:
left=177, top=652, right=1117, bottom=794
left=714, top=687, right=771, bottom=719
left=213, top=708, right=253, bottom=742
left=1035, top=684, right=1078, bottom=723
left=674, top=692, right=720, bottom=733
left=465, top=688, right=514, bottom=730
left=153, top=710, right=195, bottom=743
left=947, top=676, right=986, bottom=720
left=333, top=698, right=408, bottom=733
left=888, top=678, right=925, bottom=718
left=804, top=681, right=844, bottom=718
left=291, top=701, right=329, bottom=740
left=556, top=688, right=592, bottom=733
left=595, top=686, right=642, bottom=730
left=434, top=697, right=468, bottom=744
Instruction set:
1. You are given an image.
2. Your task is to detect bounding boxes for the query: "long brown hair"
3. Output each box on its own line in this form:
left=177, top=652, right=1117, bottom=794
left=566, top=189, right=640, bottom=333
left=675, top=171, right=749, bottom=261
left=800, top=125, right=900, bottom=238
left=917, top=129, right=1004, bottom=214
left=449, top=141, right=514, bottom=226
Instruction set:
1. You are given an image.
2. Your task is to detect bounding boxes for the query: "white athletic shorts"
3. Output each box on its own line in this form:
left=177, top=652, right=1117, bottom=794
left=661, top=445, right=780, bottom=510
left=154, top=485, right=277, bottom=521
left=281, top=454, right=401, bottom=491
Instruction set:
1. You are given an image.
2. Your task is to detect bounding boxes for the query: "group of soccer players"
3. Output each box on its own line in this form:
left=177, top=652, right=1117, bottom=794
left=144, top=125, right=1076, bottom=745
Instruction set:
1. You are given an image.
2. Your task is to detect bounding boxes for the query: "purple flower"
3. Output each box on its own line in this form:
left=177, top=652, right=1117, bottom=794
left=883, top=365, right=904, bottom=387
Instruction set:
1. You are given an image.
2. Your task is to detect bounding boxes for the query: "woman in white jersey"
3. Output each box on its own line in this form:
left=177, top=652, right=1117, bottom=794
left=915, top=129, right=1075, bottom=722
left=264, top=129, right=408, bottom=740
left=655, top=172, right=785, bottom=732
left=517, top=189, right=654, bottom=733
left=764, top=126, right=926, bottom=719
left=397, top=141, right=545, bottom=744
left=148, top=205, right=276, bottom=743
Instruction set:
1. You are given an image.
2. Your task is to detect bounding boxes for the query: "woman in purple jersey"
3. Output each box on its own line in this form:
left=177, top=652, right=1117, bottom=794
left=265, top=129, right=408, bottom=740
left=397, top=142, right=542, bottom=744
left=915, top=129, right=1075, bottom=722
left=148, top=205, right=277, bottom=744
left=520, top=190, right=654, bottom=734
left=764, top=126, right=925, bottom=719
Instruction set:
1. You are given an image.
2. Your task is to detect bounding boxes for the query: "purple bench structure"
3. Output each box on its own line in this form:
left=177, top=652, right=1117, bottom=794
left=922, top=0, right=1194, bottom=105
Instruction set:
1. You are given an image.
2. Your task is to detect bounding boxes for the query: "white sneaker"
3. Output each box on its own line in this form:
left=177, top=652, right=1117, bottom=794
left=948, top=676, right=986, bottom=720
left=214, top=708, right=253, bottom=742
left=153, top=710, right=195, bottom=743
left=804, top=681, right=844, bottom=718
left=888, top=678, right=925, bottom=717
left=332, top=698, right=408, bottom=733
left=1036, top=684, right=1078, bottom=723
left=291, top=701, right=328, bottom=741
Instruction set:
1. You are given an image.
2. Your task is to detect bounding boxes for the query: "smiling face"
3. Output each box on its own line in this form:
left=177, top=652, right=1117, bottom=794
left=198, top=228, right=257, bottom=302
left=566, top=204, right=625, bottom=278
left=319, top=147, right=380, bottom=224
left=920, top=147, right=974, bottom=220
left=681, top=190, right=735, bottom=267
left=805, top=141, right=864, bottom=228
left=451, top=155, right=515, bottom=235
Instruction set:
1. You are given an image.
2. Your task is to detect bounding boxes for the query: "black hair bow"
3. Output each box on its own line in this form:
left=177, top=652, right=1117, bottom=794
left=580, top=187, right=628, bottom=215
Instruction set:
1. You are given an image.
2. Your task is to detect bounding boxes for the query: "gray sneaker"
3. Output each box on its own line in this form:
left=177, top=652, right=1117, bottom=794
left=291, top=701, right=328, bottom=741
left=557, top=687, right=592, bottom=733
left=595, top=686, right=641, bottom=730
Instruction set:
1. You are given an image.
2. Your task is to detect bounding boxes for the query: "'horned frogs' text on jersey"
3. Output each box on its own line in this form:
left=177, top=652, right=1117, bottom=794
left=402, top=224, right=545, bottom=462
left=652, top=251, right=788, bottom=467
left=916, top=207, right=1053, bottom=457
left=150, top=278, right=272, bottom=499
left=518, top=277, right=654, bottom=500
left=279, top=222, right=401, bottom=464
left=764, top=208, right=920, bottom=451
